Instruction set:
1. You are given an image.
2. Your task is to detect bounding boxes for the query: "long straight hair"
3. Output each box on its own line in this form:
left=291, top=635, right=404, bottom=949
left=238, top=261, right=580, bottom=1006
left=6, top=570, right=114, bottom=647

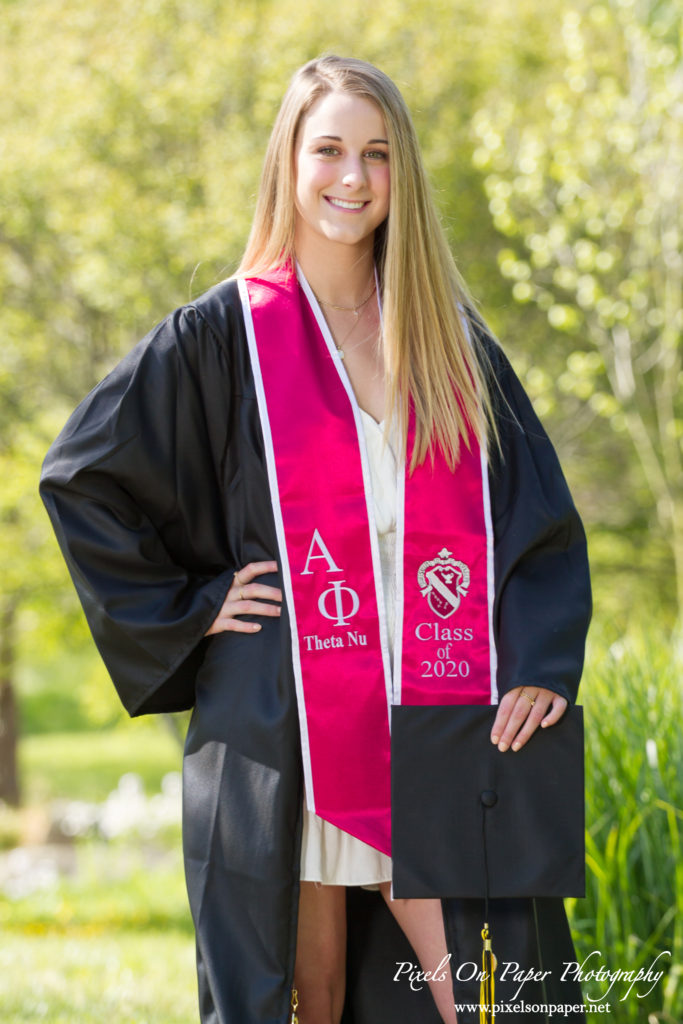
left=237, top=55, right=499, bottom=470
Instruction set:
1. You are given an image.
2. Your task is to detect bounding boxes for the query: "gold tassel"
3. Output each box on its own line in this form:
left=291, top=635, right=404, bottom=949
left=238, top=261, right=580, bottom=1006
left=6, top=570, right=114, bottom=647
left=290, top=986, right=299, bottom=1024
left=479, top=924, right=497, bottom=1023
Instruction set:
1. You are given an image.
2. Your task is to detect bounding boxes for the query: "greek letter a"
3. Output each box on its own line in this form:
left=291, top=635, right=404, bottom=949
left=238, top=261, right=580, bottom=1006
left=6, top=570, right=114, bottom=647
left=301, top=529, right=342, bottom=575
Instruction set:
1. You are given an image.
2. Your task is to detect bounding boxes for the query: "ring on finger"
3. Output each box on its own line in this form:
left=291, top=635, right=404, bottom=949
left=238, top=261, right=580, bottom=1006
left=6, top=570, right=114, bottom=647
left=521, top=689, right=536, bottom=707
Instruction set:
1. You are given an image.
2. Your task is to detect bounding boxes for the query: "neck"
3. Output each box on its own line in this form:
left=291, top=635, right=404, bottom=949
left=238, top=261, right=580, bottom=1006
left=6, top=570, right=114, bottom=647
left=295, top=233, right=375, bottom=308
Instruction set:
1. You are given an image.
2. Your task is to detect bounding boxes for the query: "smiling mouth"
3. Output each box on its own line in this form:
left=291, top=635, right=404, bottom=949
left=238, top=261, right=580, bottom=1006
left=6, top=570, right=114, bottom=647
left=325, top=197, right=370, bottom=210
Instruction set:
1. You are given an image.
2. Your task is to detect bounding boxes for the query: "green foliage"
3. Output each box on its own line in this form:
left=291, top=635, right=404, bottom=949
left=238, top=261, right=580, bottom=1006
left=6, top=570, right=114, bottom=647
left=471, top=0, right=683, bottom=615
left=18, top=649, right=126, bottom=736
left=569, top=629, right=682, bottom=1021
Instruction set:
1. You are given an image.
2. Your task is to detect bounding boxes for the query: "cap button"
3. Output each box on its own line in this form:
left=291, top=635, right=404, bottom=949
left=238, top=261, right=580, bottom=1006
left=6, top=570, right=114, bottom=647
left=480, top=789, right=498, bottom=808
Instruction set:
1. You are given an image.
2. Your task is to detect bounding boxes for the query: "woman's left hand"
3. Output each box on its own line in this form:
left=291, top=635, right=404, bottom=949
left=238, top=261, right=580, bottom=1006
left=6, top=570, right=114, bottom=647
left=490, top=686, right=567, bottom=752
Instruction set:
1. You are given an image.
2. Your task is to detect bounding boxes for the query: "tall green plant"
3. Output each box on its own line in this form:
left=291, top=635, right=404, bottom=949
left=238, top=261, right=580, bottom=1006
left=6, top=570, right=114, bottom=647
left=569, top=631, right=682, bottom=1022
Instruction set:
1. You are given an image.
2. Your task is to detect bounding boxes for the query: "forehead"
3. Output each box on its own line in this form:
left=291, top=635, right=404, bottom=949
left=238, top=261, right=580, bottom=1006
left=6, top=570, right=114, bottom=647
left=298, top=90, right=386, bottom=140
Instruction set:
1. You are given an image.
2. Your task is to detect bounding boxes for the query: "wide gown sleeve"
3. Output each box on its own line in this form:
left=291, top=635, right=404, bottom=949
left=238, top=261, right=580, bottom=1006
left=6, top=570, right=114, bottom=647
left=40, top=305, right=237, bottom=717
left=485, top=341, right=592, bottom=705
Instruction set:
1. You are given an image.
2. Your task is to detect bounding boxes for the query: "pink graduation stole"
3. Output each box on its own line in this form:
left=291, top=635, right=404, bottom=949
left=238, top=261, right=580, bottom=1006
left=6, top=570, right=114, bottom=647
left=238, top=263, right=497, bottom=856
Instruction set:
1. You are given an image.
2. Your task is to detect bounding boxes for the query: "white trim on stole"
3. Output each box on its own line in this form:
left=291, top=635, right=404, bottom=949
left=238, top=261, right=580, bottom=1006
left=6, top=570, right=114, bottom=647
left=237, top=277, right=316, bottom=811
left=460, top=309, right=498, bottom=705
left=481, top=444, right=499, bottom=704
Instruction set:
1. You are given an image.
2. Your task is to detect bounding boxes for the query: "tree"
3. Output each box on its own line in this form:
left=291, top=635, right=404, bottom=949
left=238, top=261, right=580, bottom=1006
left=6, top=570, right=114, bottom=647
left=470, top=0, right=683, bottom=619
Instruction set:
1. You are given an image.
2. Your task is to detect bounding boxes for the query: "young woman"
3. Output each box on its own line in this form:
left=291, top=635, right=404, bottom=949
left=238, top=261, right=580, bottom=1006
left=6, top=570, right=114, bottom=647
left=41, top=56, right=591, bottom=1024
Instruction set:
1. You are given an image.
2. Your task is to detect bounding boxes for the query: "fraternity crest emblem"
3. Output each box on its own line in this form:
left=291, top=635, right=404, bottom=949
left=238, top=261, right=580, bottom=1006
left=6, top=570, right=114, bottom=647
left=417, top=548, right=470, bottom=619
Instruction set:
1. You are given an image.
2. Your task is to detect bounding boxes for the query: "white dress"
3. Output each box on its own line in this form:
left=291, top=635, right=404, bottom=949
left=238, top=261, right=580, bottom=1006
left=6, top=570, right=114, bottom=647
left=299, top=410, right=396, bottom=887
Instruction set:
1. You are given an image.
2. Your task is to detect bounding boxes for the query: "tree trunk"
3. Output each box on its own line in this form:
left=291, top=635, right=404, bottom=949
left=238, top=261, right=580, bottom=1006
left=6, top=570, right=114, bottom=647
left=0, top=600, right=21, bottom=807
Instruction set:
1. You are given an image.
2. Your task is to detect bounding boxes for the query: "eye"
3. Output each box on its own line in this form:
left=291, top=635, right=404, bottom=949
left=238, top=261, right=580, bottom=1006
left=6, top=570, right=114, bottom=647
left=365, top=149, right=388, bottom=161
left=317, top=146, right=340, bottom=156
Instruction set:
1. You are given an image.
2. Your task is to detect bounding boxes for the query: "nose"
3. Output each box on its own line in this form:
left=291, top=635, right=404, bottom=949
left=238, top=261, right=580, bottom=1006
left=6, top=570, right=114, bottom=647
left=341, top=156, right=367, bottom=188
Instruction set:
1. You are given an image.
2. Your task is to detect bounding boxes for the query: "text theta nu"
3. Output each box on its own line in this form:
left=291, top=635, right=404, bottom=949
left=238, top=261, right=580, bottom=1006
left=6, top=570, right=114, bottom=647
left=303, top=631, right=368, bottom=652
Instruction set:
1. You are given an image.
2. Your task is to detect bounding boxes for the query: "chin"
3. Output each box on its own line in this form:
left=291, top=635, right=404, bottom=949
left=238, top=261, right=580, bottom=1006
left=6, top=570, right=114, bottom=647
left=320, top=225, right=375, bottom=248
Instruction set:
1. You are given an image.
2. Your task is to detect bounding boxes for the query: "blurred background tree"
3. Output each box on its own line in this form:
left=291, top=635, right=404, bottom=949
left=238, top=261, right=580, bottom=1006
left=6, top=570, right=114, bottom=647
left=471, top=0, right=682, bottom=617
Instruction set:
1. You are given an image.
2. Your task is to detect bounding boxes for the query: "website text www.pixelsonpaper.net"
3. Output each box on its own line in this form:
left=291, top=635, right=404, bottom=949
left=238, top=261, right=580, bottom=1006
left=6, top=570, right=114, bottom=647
left=454, top=1002, right=611, bottom=1017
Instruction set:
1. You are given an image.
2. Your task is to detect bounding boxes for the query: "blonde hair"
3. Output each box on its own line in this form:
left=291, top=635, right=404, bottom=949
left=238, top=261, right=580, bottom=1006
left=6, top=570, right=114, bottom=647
left=238, top=55, right=498, bottom=470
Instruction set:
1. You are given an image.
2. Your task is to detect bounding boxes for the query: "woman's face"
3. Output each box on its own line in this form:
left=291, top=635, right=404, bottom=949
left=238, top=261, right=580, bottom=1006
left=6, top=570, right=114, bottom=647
left=293, top=90, right=390, bottom=254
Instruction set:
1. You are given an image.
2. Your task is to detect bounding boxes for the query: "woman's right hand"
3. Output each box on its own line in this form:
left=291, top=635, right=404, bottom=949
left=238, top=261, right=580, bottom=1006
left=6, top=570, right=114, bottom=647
left=205, top=561, right=282, bottom=635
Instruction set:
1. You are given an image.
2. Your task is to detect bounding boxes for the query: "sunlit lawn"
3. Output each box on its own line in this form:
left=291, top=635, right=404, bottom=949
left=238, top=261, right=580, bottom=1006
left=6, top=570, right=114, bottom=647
left=0, top=930, right=197, bottom=1023
left=19, top=722, right=184, bottom=804
left=1, top=841, right=198, bottom=1023
left=2, top=723, right=197, bottom=1023
left=1, top=832, right=197, bottom=1022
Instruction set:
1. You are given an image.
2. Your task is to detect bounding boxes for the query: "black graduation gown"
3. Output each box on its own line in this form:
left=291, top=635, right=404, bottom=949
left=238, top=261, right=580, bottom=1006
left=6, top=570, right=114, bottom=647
left=40, top=278, right=592, bottom=1024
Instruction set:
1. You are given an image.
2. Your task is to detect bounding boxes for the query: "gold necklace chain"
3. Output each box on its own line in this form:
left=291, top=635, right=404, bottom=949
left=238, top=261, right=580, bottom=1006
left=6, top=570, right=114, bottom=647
left=317, top=283, right=376, bottom=318
left=313, top=280, right=378, bottom=360
left=335, top=326, right=379, bottom=360
left=323, top=304, right=378, bottom=360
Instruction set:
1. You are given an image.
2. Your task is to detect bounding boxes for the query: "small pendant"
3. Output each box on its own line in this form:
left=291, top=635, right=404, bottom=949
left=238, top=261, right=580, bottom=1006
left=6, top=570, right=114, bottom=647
left=337, top=347, right=345, bottom=360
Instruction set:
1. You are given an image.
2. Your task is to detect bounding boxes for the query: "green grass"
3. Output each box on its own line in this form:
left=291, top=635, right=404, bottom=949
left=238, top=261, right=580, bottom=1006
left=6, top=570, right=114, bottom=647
left=1, top=730, right=196, bottom=1024
left=0, top=931, right=198, bottom=1023
left=0, top=838, right=196, bottom=1021
left=19, top=722, right=183, bottom=804
left=0, top=842, right=191, bottom=934
left=568, top=630, right=683, bottom=1023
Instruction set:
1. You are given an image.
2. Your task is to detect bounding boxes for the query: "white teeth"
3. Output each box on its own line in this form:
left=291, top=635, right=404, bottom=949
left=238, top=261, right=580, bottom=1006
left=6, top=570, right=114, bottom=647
left=327, top=197, right=367, bottom=210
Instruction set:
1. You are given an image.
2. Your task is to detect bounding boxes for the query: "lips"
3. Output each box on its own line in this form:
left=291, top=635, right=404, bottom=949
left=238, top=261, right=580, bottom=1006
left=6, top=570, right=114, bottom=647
left=325, top=196, right=370, bottom=211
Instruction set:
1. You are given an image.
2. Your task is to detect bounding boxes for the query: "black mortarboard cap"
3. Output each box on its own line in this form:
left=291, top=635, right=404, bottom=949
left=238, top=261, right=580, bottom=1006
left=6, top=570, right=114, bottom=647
left=390, top=704, right=584, bottom=901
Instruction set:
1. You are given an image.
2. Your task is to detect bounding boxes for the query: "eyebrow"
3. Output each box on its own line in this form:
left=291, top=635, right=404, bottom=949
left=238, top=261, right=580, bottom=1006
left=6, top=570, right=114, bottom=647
left=312, top=134, right=389, bottom=144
